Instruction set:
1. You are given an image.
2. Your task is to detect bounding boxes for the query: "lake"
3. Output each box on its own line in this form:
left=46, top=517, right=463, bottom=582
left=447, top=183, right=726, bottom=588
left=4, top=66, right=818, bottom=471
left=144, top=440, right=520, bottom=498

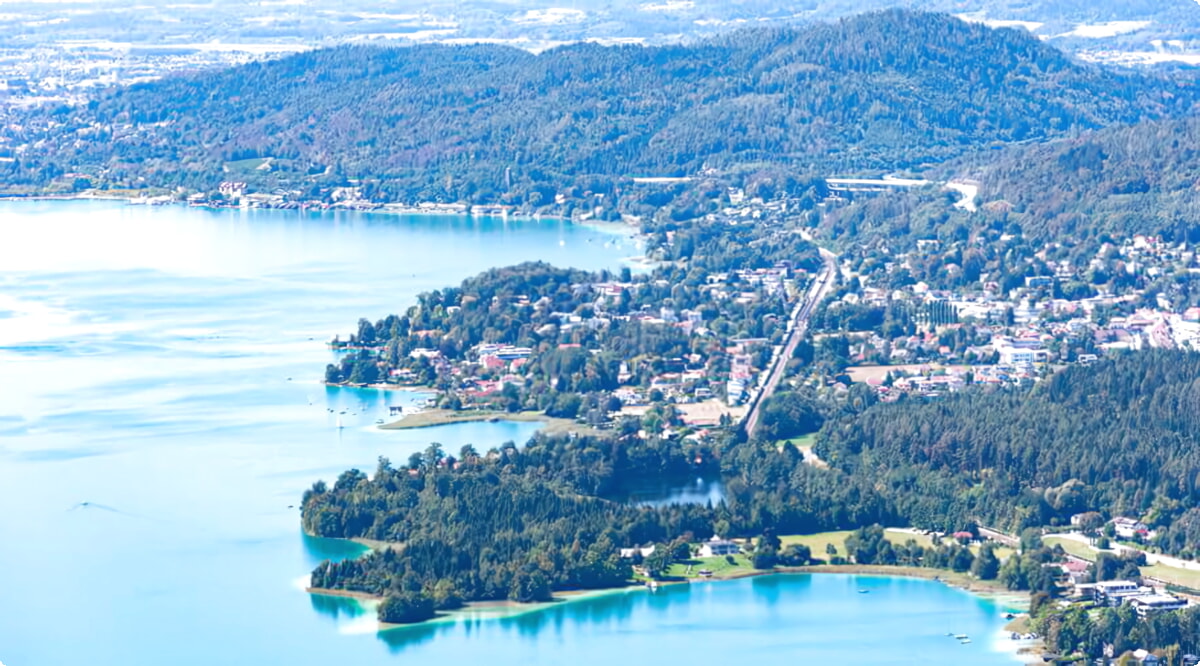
left=0, top=201, right=1020, bottom=665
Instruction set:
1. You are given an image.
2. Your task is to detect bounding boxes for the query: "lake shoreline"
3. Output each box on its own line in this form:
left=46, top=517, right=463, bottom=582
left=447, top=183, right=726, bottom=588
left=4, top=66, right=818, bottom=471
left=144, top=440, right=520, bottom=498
left=0, top=193, right=644, bottom=236
left=323, top=381, right=437, bottom=393
left=306, top=583, right=647, bottom=631
left=307, top=564, right=1032, bottom=627
left=378, top=408, right=596, bottom=437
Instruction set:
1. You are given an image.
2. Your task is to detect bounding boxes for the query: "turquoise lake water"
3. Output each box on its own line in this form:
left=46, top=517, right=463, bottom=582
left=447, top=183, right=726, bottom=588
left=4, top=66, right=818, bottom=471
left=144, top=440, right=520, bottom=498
left=0, top=201, right=1021, bottom=665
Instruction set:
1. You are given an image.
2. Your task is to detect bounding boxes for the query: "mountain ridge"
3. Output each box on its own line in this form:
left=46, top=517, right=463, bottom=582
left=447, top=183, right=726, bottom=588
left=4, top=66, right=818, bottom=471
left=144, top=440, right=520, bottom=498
left=4, top=9, right=1196, bottom=208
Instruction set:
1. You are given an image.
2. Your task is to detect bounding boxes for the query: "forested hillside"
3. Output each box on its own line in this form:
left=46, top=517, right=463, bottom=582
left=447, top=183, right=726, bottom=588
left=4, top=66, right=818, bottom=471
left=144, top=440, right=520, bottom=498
left=301, top=429, right=895, bottom=613
left=305, top=350, right=1200, bottom=622
left=818, top=115, right=1200, bottom=268
left=6, top=10, right=1196, bottom=205
left=959, top=117, right=1200, bottom=243
left=815, top=350, right=1200, bottom=549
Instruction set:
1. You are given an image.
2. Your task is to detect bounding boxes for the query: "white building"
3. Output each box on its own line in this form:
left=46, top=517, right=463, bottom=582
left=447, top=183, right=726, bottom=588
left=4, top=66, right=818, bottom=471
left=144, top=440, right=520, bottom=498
left=994, top=336, right=1049, bottom=365
left=1112, top=517, right=1151, bottom=540
left=698, top=536, right=740, bottom=557
left=619, top=545, right=656, bottom=559
left=1130, top=594, right=1188, bottom=617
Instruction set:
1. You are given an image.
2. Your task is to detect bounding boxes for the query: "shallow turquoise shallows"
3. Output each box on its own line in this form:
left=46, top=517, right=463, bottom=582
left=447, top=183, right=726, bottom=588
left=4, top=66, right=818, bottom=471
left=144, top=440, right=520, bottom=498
left=0, top=201, right=1019, bottom=665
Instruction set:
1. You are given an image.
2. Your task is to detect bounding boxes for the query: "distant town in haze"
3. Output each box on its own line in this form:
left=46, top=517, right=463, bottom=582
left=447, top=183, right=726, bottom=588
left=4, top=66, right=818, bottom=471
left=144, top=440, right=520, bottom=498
left=5, top=2, right=1200, bottom=666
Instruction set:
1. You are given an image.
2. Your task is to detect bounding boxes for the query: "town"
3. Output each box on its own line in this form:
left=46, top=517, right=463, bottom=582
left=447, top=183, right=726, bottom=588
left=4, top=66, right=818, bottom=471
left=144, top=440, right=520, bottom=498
left=321, top=175, right=1200, bottom=443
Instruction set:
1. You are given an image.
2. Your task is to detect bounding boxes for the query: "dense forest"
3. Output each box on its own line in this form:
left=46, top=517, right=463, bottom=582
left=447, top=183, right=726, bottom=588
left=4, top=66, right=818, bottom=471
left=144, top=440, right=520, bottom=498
left=305, top=350, right=1200, bottom=630
left=820, top=117, right=1200, bottom=258
left=304, top=435, right=712, bottom=611
left=815, top=350, right=1200, bottom=551
left=301, top=428, right=885, bottom=613
left=6, top=10, right=1197, bottom=207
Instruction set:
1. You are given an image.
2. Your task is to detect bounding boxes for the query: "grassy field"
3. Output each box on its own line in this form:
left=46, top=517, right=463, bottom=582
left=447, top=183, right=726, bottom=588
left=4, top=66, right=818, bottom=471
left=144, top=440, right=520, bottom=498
left=776, top=529, right=1011, bottom=564
left=1042, top=535, right=1200, bottom=590
left=781, top=434, right=830, bottom=468
left=1144, top=564, right=1200, bottom=590
left=990, top=545, right=1017, bottom=561
left=661, top=556, right=1020, bottom=597
left=784, top=434, right=817, bottom=449
left=665, top=554, right=757, bottom=579
left=380, top=409, right=597, bottom=436
left=776, top=529, right=937, bottom=558
left=224, top=157, right=271, bottom=172
left=1042, top=535, right=1097, bottom=561
left=846, top=364, right=975, bottom=384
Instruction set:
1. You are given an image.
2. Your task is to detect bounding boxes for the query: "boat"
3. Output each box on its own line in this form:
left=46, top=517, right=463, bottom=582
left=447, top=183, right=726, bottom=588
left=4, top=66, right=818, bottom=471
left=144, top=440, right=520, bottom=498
left=857, top=589, right=870, bottom=594
left=959, top=638, right=972, bottom=644
left=375, top=418, right=384, bottom=425
left=954, top=634, right=969, bottom=641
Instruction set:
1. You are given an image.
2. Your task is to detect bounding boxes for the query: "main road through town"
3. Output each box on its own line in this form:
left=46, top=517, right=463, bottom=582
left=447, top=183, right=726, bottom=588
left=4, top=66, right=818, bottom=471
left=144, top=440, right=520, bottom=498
left=743, top=246, right=838, bottom=438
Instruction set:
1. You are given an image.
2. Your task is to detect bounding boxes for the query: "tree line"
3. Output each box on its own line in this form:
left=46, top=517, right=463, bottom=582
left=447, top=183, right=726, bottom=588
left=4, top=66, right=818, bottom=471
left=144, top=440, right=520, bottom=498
left=7, top=11, right=1196, bottom=209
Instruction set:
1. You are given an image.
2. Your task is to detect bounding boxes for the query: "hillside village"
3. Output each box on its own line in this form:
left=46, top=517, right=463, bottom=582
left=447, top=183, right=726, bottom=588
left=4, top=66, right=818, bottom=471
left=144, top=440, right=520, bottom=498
left=809, top=229, right=1200, bottom=400
left=321, top=175, right=1200, bottom=440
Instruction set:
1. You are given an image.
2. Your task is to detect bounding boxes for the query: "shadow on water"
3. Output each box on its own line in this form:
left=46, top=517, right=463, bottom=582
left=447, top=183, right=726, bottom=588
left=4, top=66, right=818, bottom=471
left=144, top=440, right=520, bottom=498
left=378, top=618, right=449, bottom=653
left=310, top=593, right=367, bottom=622
left=376, top=586, right=689, bottom=654
left=301, top=531, right=370, bottom=564
left=749, top=571, right=815, bottom=607
left=503, top=584, right=691, bottom=637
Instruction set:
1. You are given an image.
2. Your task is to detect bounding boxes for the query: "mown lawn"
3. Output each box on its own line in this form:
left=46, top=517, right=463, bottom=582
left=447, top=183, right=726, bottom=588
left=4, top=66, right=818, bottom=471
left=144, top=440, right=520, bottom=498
left=1144, top=564, right=1200, bottom=590
left=1042, top=535, right=1200, bottom=590
left=778, top=528, right=937, bottom=558
left=784, top=434, right=817, bottom=448
left=224, top=157, right=270, bottom=172
left=666, top=554, right=756, bottom=579
left=1042, top=535, right=1098, bottom=561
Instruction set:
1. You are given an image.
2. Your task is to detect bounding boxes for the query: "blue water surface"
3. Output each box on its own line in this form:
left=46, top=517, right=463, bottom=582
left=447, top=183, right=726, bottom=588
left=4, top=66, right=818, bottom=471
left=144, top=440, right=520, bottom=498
left=0, top=201, right=1019, bottom=665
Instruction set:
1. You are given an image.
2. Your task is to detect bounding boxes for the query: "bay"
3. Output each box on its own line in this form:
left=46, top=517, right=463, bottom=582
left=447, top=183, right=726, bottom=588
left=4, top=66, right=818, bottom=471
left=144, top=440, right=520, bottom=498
left=0, top=201, right=1019, bottom=665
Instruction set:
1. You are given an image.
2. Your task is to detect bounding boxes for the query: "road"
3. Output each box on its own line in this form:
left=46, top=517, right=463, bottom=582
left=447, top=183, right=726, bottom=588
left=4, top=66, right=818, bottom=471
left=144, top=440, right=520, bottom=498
left=978, top=527, right=1020, bottom=548
left=1051, top=531, right=1200, bottom=572
left=743, top=247, right=838, bottom=438
left=985, top=526, right=1200, bottom=574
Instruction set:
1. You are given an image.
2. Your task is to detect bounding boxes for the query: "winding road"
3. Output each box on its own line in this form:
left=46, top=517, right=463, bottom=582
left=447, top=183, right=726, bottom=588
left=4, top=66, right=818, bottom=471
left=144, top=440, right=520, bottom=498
left=743, top=247, right=838, bottom=438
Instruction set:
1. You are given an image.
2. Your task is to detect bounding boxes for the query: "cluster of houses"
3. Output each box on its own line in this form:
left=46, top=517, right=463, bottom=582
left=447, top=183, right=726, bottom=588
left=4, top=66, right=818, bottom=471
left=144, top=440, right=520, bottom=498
left=1072, top=580, right=1189, bottom=618
left=1110, top=650, right=1200, bottom=666
left=619, top=536, right=742, bottom=579
left=811, top=227, right=1200, bottom=398
left=376, top=261, right=813, bottom=420
left=847, top=305, right=1199, bottom=400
